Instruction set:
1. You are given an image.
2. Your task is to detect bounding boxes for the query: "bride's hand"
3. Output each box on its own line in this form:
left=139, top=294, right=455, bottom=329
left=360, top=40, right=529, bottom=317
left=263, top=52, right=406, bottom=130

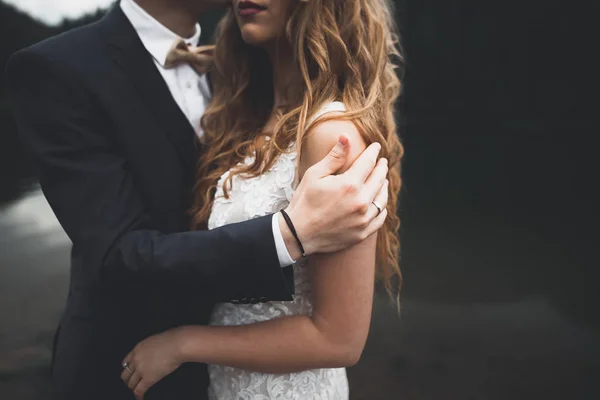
left=121, top=328, right=185, bottom=399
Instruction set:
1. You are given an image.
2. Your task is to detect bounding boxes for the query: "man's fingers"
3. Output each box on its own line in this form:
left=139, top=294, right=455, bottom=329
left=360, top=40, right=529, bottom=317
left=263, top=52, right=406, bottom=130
left=375, top=177, right=389, bottom=210
left=363, top=157, right=388, bottom=202
left=310, top=135, right=349, bottom=177
left=343, top=142, right=382, bottom=184
left=365, top=208, right=388, bottom=239
left=365, top=178, right=389, bottom=223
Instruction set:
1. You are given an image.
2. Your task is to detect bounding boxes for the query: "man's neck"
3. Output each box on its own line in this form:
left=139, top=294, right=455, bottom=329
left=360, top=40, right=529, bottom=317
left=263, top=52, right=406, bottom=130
left=133, top=0, right=200, bottom=38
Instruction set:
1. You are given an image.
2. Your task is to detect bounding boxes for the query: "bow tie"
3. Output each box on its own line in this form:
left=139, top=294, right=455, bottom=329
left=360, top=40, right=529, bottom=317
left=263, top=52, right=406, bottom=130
left=164, top=38, right=215, bottom=75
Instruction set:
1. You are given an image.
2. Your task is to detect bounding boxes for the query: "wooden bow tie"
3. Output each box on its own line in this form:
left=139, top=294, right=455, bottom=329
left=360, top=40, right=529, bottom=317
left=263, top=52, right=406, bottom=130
left=164, top=38, right=215, bottom=75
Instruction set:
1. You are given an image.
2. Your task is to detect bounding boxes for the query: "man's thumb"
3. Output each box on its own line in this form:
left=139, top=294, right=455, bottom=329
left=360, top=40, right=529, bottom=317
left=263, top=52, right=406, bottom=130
left=314, top=135, right=349, bottom=177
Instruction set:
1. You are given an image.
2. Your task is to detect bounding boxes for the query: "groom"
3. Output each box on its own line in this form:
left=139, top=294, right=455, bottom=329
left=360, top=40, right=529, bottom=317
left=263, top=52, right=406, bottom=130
left=7, top=0, right=389, bottom=399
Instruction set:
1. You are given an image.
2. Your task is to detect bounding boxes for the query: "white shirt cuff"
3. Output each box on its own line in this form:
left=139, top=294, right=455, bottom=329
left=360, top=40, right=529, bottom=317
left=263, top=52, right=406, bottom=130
left=272, top=213, right=296, bottom=267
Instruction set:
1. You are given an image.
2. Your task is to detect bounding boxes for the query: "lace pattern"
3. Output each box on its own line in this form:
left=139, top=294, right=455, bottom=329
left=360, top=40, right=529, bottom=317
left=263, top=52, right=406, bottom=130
left=206, top=103, right=349, bottom=399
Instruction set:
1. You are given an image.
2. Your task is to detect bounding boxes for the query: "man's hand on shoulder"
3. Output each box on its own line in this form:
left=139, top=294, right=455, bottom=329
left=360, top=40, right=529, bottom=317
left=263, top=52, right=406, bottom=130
left=281, top=123, right=389, bottom=258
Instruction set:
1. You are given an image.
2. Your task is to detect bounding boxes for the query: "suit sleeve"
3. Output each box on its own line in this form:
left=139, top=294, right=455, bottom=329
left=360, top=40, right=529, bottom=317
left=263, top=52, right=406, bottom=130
left=6, top=49, right=294, bottom=303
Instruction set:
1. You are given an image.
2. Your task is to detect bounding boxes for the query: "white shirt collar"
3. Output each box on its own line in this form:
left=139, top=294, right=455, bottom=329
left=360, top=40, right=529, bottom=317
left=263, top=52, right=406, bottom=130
left=120, top=0, right=202, bottom=67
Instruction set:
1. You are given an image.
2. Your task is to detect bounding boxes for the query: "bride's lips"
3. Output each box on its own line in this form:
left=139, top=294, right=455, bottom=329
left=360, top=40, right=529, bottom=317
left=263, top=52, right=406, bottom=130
left=238, top=0, right=267, bottom=17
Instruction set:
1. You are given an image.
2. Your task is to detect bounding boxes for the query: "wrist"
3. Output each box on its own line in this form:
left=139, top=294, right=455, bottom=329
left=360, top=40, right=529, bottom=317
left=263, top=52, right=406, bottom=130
left=278, top=212, right=304, bottom=260
left=174, top=326, right=199, bottom=363
left=282, top=208, right=317, bottom=257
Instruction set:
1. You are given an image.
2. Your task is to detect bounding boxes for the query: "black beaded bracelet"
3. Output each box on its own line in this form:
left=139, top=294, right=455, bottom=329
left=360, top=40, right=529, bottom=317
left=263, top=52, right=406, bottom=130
left=280, top=210, right=306, bottom=258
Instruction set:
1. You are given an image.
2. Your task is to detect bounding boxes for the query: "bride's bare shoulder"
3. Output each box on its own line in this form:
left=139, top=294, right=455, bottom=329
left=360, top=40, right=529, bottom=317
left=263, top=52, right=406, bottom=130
left=300, top=113, right=366, bottom=176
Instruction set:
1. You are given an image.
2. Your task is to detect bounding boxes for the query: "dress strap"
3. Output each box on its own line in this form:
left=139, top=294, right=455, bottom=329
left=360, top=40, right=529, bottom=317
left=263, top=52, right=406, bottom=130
left=305, top=101, right=347, bottom=132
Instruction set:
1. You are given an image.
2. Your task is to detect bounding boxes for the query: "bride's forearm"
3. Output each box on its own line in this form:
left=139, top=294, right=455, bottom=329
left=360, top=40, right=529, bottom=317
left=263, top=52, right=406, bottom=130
left=175, top=315, right=360, bottom=374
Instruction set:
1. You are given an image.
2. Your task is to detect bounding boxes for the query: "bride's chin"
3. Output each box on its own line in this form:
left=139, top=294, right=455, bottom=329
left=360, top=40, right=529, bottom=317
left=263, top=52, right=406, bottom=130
left=240, top=28, right=273, bottom=47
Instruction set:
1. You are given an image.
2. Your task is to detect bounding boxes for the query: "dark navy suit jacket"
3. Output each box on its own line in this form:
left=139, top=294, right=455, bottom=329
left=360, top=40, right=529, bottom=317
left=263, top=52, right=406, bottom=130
left=7, top=6, right=293, bottom=400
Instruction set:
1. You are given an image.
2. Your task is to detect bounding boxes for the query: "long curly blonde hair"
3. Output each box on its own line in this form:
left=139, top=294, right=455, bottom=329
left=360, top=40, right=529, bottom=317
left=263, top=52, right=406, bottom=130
left=191, top=0, right=405, bottom=298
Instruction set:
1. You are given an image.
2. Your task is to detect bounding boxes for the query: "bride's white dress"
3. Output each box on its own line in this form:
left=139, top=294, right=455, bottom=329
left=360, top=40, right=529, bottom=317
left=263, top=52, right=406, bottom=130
left=206, top=102, right=349, bottom=400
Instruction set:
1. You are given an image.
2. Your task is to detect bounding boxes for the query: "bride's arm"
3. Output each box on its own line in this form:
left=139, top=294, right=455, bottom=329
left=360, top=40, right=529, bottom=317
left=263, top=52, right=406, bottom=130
left=182, top=117, right=380, bottom=371
left=122, top=117, right=387, bottom=395
left=179, top=225, right=376, bottom=371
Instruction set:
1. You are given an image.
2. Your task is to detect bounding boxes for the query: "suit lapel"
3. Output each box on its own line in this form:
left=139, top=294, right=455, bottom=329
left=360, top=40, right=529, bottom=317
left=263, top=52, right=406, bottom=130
left=101, top=7, right=200, bottom=170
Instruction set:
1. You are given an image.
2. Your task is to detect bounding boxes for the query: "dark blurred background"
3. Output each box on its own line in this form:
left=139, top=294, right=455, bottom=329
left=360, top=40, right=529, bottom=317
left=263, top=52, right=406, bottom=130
left=1, top=0, right=598, bottom=399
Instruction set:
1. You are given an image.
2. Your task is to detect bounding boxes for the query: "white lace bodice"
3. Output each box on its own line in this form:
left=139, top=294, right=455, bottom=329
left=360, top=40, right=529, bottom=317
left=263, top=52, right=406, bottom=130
left=206, top=102, right=349, bottom=400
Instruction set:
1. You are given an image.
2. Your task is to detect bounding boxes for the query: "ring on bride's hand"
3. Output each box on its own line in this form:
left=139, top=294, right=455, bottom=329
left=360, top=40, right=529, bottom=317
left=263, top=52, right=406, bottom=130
left=122, top=361, right=133, bottom=374
left=372, top=201, right=383, bottom=216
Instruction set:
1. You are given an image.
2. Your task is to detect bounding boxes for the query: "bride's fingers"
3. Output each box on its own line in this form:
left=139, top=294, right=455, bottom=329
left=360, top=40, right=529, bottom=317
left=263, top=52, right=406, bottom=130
left=128, top=371, right=143, bottom=391
left=120, top=364, right=132, bottom=383
left=133, top=379, right=151, bottom=400
left=120, top=354, right=134, bottom=383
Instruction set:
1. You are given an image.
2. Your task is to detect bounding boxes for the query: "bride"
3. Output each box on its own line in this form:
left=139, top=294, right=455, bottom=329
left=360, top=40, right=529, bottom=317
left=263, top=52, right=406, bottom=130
left=122, top=0, right=403, bottom=398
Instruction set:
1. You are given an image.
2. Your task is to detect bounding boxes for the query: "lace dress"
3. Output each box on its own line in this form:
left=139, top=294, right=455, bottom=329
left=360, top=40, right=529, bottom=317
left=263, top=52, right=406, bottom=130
left=207, top=102, right=349, bottom=400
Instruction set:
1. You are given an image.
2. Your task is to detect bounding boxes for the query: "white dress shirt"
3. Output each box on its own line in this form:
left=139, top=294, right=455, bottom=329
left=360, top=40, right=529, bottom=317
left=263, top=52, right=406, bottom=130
left=120, top=0, right=295, bottom=267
